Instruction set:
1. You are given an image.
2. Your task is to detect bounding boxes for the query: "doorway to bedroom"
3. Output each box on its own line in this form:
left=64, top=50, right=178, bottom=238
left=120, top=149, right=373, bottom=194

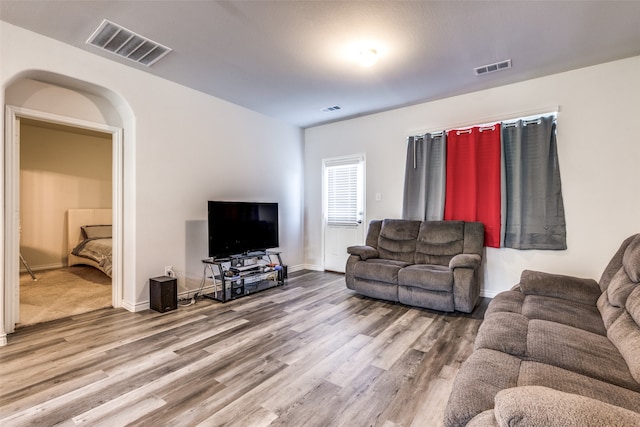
left=18, top=119, right=113, bottom=326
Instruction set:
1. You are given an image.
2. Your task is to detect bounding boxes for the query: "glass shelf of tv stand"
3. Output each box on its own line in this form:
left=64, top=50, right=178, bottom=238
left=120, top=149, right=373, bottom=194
left=201, top=251, right=286, bottom=302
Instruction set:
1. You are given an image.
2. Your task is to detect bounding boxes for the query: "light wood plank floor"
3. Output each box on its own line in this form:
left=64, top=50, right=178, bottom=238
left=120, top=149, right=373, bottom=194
left=0, top=271, right=487, bottom=427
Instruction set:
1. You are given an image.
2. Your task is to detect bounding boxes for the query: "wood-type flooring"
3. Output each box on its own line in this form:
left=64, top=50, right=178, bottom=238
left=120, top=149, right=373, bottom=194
left=0, top=270, right=487, bottom=427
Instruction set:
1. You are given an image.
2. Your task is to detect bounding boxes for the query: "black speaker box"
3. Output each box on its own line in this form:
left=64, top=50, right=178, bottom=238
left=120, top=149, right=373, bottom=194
left=231, top=279, right=244, bottom=297
left=150, top=276, right=177, bottom=313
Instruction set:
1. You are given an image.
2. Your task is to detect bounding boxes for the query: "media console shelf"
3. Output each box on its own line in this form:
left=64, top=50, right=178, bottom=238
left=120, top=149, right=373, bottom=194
left=202, top=251, right=286, bottom=302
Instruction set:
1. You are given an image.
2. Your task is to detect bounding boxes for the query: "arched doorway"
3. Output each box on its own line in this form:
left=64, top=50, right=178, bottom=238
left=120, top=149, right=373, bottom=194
left=2, top=74, right=132, bottom=343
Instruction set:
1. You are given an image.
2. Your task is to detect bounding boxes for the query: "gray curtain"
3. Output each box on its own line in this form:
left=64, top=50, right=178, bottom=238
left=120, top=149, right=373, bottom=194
left=502, top=116, right=566, bottom=249
left=402, top=133, right=446, bottom=221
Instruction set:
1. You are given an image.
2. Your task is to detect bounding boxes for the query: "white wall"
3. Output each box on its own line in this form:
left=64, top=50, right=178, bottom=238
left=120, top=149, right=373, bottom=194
left=304, top=55, right=640, bottom=296
left=1, top=20, right=304, bottom=332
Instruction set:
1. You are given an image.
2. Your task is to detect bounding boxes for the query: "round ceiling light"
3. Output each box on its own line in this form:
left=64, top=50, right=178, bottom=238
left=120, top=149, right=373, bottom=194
left=358, top=48, right=378, bottom=67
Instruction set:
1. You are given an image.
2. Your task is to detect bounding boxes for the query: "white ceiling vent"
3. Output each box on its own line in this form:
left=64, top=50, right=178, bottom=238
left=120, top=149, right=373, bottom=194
left=474, top=59, right=512, bottom=76
left=87, top=19, right=171, bottom=66
left=321, top=105, right=342, bottom=112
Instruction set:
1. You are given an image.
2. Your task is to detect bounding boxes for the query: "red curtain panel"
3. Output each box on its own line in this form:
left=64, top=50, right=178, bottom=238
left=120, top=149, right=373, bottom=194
left=444, top=125, right=501, bottom=247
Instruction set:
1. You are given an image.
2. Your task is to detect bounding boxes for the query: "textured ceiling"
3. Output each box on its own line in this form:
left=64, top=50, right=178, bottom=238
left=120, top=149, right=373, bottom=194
left=2, top=1, right=640, bottom=128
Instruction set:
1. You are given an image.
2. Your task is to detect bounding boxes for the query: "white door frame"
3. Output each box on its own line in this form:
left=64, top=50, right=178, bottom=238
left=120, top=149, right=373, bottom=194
left=4, top=105, right=123, bottom=335
left=322, top=154, right=366, bottom=271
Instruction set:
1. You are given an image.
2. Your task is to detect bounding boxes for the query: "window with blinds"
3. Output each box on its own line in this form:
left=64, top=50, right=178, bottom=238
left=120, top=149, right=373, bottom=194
left=325, top=158, right=363, bottom=226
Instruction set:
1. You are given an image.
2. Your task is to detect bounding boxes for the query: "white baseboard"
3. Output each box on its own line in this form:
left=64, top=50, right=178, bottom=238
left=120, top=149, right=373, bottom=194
left=301, top=264, right=323, bottom=272
left=287, top=264, right=307, bottom=273
left=177, top=284, right=218, bottom=300
left=480, top=289, right=499, bottom=298
left=19, top=262, right=64, bottom=273
left=121, top=300, right=149, bottom=312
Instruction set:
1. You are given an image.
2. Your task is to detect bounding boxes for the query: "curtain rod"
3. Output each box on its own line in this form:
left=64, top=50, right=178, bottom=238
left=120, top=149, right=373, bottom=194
left=404, top=106, right=559, bottom=139
left=410, top=131, right=445, bottom=140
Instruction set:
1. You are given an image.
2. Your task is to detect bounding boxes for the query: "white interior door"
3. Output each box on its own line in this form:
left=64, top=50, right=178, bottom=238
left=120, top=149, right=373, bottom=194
left=323, top=156, right=365, bottom=273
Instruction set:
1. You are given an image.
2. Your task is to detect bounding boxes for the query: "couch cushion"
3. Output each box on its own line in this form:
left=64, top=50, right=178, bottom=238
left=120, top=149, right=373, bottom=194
left=477, top=315, right=640, bottom=391
left=519, top=269, right=601, bottom=306
left=447, top=353, right=640, bottom=427
left=449, top=253, right=481, bottom=270
left=599, top=234, right=638, bottom=292
left=463, top=221, right=485, bottom=254
left=527, top=319, right=640, bottom=392
left=607, top=267, right=638, bottom=308
left=397, top=264, right=453, bottom=291
left=376, top=219, right=421, bottom=263
left=397, top=286, right=454, bottom=311
left=346, top=245, right=378, bottom=260
left=485, top=291, right=605, bottom=335
left=365, top=219, right=383, bottom=248
left=484, top=291, right=525, bottom=316
left=444, top=349, right=521, bottom=427
left=598, top=290, right=626, bottom=329
left=623, top=234, right=640, bottom=282
left=518, top=361, right=640, bottom=414
left=349, top=277, right=399, bottom=302
left=475, top=312, right=529, bottom=357
left=492, top=386, right=640, bottom=427
left=607, top=307, right=640, bottom=384
left=521, top=295, right=606, bottom=335
left=465, top=410, right=497, bottom=427
left=352, top=259, right=407, bottom=284
left=628, top=286, right=640, bottom=326
left=415, top=221, right=464, bottom=265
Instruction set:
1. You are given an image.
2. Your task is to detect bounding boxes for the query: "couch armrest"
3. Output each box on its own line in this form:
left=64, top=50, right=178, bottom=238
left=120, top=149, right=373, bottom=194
left=465, top=410, right=499, bottom=427
left=449, top=253, right=481, bottom=270
left=493, top=386, right=640, bottom=427
left=519, top=269, right=601, bottom=306
left=347, top=245, right=379, bottom=261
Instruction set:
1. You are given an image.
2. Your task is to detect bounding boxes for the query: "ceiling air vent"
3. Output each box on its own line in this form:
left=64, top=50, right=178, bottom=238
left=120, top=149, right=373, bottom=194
left=474, top=59, right=512, bottom=76
left=321, top=105, right=342, bottom=113
left=87, top=19, right=171, bottom=67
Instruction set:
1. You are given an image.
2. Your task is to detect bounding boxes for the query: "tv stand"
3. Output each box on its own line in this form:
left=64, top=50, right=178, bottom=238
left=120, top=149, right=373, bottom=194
left=202, top=251, right=286, bottom=302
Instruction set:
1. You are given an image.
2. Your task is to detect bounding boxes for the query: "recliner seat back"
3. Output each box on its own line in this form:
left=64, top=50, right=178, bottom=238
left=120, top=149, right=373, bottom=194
left=376, top=219, right=421, bottom=264
left=597, top=233, right=640, bottom=384
left=415, top=221, right=484, bottom=266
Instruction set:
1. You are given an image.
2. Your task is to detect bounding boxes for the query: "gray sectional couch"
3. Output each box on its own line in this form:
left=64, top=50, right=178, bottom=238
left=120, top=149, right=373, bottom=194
left=346, top=219, right=484, bottom=313
left=444, top=233, right=640, bottom=426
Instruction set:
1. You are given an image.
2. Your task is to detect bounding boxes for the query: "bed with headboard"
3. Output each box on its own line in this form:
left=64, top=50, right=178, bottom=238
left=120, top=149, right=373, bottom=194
left=67, top=209, right=113, bottom=278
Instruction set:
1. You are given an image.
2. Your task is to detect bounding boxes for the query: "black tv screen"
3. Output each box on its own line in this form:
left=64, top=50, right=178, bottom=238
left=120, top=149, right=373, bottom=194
left=208, top=201, right=279, bottom=258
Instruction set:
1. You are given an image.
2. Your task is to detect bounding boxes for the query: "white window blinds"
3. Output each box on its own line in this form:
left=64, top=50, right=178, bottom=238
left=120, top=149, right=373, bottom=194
left=325, top=158, right=363, bottom=226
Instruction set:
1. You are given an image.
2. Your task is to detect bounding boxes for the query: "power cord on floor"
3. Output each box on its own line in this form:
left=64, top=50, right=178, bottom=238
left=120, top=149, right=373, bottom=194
left=178, top=295, right=197, bottom=307
left=177, top=264, right=209, bottom=307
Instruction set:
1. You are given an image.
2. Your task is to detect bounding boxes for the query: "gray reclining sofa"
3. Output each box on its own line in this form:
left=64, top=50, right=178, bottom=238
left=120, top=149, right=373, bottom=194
left=444, top=233, right=640, bottom=426
left=345, top=219, right=484, bottom=313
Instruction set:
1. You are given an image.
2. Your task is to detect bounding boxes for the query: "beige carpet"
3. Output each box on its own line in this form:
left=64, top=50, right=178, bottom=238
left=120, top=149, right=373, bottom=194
left=19, top=266, right=112, bottom=327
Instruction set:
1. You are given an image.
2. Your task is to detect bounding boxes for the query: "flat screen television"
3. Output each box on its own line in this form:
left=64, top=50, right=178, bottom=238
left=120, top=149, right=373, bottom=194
left=208, top=201, right=279, bottom=258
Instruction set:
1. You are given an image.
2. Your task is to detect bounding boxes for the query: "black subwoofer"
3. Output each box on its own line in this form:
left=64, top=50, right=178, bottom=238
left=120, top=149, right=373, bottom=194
left=150, top=276, right=177, bottom=313
left=231, top=279, right=244, bottom=297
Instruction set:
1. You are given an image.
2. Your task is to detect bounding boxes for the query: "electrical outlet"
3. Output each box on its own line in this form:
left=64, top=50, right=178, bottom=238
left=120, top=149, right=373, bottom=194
left=164, top=266, right=174, bottom=277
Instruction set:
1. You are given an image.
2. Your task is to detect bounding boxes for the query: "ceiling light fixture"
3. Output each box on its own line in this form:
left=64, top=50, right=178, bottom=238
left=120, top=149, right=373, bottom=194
left=358, top=48, right=378, bottom=67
